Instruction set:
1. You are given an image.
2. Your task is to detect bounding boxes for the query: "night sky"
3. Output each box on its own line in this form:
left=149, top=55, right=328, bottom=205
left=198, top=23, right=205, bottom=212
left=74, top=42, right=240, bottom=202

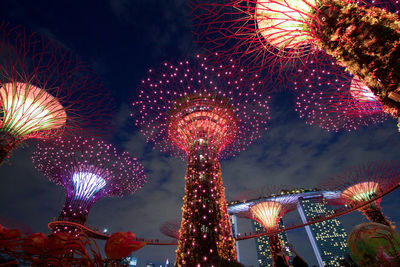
left=1, top=1, right=400, bottom=266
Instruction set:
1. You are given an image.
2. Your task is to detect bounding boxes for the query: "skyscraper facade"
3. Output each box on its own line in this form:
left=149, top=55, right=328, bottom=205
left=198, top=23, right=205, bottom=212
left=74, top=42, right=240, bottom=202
left=297, top=196, right=348, bottom=267
left=252, top=219, right=293, bottom=267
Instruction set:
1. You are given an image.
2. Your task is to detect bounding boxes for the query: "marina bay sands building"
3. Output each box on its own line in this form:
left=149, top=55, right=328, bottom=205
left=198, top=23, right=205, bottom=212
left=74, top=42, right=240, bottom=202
left=298, top=196, right=348, bottom=267
left=227, top=189, right=348, bottom=267
left=252, top=219, right=293, bottom=267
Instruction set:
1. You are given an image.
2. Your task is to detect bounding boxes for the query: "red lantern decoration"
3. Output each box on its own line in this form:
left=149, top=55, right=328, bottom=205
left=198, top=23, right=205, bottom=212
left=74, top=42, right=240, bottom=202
left=105, top=232, right=146, bottom=259
left=0, top=224, right=21, bottom=251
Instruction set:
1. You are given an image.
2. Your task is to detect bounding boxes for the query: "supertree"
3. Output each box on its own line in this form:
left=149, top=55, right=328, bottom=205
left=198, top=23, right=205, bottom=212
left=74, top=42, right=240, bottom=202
left=32, top=135, right=146, bottom=234
left=293, top=56, right=389, bottom=131
left=321, top=160, right=400, bottom=228
left=0, top=23, right=112, bottom=165
left=190, top=0, right=400, bottom=117
left=132, top=55, right=270, bottom=266
left=160, top=220, right=180, bottom=240
left=233, top=187, right=297, bottom=264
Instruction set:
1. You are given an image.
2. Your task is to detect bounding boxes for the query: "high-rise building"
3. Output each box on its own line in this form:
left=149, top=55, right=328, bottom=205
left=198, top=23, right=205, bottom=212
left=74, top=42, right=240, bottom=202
left=252, top=219, right=293, bottom=267
left=297, top=196, right=348, bottom=267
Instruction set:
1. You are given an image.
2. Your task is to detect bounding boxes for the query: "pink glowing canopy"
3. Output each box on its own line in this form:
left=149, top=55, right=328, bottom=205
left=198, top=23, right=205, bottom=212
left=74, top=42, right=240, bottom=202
left=132, top=55, right=270, bottom=159
left=32, top=135, right=147, bottom=199
left=167, top=94, right=238, bottom=154
left=293, top=58, right=387, bottom=132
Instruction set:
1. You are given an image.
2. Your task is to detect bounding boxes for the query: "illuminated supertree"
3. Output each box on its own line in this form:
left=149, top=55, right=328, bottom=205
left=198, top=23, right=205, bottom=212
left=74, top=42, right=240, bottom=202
left=322, top=161, right=400, bottom=228
left=293, top=56, right=389, bottom=131
left=0, top=23, right=112, bottom=165
left=160, top=220, right=180, bottom=240
left=132, top=55, right=270, bottom=266
left=190, top=0, right=400, bottom=117
left=234, top=187, right=297, bottom=264
left=32, top=135, right=146, bottom=234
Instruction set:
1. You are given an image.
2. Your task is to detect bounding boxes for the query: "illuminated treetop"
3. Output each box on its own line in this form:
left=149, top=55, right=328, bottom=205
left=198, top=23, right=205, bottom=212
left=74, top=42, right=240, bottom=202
left=132, top=55, right=270, bottom=159
left=0, top=23, right=113, bottom=142
left=32, top=135, right=146, bottom=201
left=233, top=186, right=298, bottom=231
left=190, top=0, right=400, bottom=106
left=0, top=82, right=66, bottom=138
left=293, top=58, right=388, bottom=131
left=190, top=0, right=398, bottom=68
left=321, top=160, right=400, bottom=227
left=322, top=161, right=400, bottom=206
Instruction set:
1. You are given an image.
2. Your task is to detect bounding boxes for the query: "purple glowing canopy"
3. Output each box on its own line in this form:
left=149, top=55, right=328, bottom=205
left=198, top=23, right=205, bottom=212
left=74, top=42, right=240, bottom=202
left=32, top=135, right=147, bottom=203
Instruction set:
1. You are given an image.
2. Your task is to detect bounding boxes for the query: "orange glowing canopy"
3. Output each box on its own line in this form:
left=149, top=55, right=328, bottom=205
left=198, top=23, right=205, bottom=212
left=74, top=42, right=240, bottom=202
left=255, top=0, right=316, bottom=50
left=342, top=181, right=379, bottom=203
left=0, top=82, right=66, bottom=137
left=250, top=201, right=284, bottom=231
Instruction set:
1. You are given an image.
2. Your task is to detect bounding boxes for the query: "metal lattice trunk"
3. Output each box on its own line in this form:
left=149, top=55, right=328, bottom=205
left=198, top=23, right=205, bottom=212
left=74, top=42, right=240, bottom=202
left=175, top=147, right=237, bottom=266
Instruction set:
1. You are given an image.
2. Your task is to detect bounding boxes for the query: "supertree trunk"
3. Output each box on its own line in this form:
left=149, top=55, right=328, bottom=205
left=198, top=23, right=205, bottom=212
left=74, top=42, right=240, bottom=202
left=58, top=197, right=92, bottom=224
left=0, top=132, right=17, bottom=165
left=175, top=147, right=237, bottom=266
left=269, top=234, right=284, bottom=263
left=55, top=196, right=93, bottom=234
left=361, top=203, right=393, bottom=228
left=312, top=0, right=400, bottom=117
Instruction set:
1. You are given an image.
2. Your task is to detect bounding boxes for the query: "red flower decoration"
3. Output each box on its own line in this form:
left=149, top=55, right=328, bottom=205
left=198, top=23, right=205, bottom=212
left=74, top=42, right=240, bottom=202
left=22, top=232, right=48, bottom=255
left=0, top=224, right=20, bottom=239
left=0, top=224, right=21, bottom=251
left=105, top=232, right=146, bottom=259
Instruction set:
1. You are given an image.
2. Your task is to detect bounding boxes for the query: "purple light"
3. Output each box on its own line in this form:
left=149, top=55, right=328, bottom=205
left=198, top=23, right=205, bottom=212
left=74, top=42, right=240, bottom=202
left=72, top=172, right=107, bottom=201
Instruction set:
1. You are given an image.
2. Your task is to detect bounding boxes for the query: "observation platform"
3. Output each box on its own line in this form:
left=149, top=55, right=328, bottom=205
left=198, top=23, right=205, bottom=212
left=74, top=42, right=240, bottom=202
left=48, top=184, right=399, bottom=245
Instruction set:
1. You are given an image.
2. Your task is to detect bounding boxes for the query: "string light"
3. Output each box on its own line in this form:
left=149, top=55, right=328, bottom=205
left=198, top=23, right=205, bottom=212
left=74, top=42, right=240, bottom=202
left=32, top=135, right=147, bottom=234
left=132, top=55, right=270, bottom=266
left=322, top=160, right=400, bottom=228
left=0, top=24, right=113, bottom=165
left=191, top=0, right=400, bottom=118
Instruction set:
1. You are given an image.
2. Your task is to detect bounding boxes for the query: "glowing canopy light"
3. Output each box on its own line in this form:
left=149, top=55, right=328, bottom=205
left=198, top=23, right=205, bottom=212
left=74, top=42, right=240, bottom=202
left=32, top=135, right=147, bottom=229
left=72, top=172, right=107, bottom=201
left=350, top=78, right=379, bottom=103
left=0, top=82, right=66, bottom=137
left=256, top=0, right=315, bottom=50
left=133, top=56, right=270, bottom=160
left=250, top=201, right=283, bottom=230
left=342, top=182, right=379, bottom=203
left=168, top=96, right=238, bottom=154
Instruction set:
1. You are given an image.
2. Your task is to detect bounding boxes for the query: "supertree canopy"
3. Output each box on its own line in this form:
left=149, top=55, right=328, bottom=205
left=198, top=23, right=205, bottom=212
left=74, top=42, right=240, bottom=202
left=132, top=55, right=270, bottom=266
left=160, top=220, right=181, bottom=240
left=293, top=56, right=388, bottom=131
left=32, top=135, right=146, bottom=234
left=234, top=187, right=297, bottom=263
left=322, top=160, right=400, bottom=228
left=190, top=0, right=400, bottom=118
left=0, top=23, right=113, bottom=165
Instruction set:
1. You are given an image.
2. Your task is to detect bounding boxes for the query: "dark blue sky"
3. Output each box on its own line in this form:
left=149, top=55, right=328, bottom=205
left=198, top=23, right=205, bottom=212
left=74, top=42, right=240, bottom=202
left=0, top=1, right=400, bottom=266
